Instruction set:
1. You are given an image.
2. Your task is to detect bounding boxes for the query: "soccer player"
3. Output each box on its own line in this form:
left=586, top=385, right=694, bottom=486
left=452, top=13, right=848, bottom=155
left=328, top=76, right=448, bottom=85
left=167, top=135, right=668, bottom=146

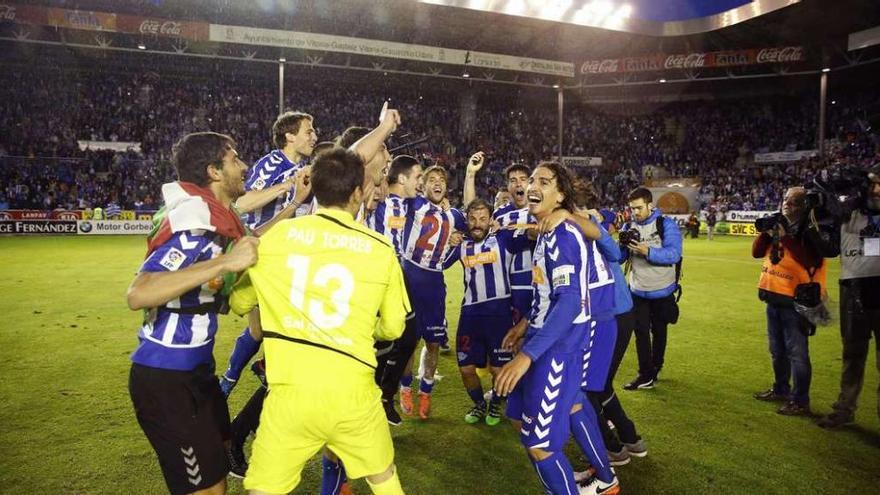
left=368, top=155, right=424, bottom=424
left=398, top=161, right=469, bottom=419
left=229, top=147, right=409, bottom=495
left=465, top=161, right=534, bottom=324
left=220, top=111, right=317, bottom=397
left=571, top=182, right=647, bottom=470
left=495, top=161, right=593, bottom=495
left=443, top=198, right=530, bottom=426
left=541, top=181, right=621, bottom=492
left=126, top=132, right=259, bottom=495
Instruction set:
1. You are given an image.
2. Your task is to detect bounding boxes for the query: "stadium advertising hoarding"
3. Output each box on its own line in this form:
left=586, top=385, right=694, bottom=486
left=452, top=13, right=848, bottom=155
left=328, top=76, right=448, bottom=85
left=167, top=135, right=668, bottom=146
left=2, top=3, right=209, bottom=41
left=561, top=156, right=603, bottom=167
left=77, top=140, right=142, bottom=153
left=0, top=220, right=77, bottom=235
left=580, top=46, right=805, bottom=74
left=0, top=210, right=85, bottom=221
left=728, top=222, right=760, bottom=236
left=115, top=15, right=209, bottom=40
left=208, top=24, right=575, bottom=77
left=726, top=211, right=776, bottom=223
left=76, top=220, right=153, bottom=235
left=753, top=150, right=818, bottom=163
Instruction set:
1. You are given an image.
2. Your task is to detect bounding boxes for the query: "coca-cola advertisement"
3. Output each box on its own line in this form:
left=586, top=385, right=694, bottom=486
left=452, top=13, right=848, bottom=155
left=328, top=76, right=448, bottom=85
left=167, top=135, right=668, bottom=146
left=0, top=4, right=15, bottom=21
left=664, top=53, right=706, bottom=70
left=580, top=46, right=805, bottom=75
left=116, top=14, right=208, bottom=41
left=756, top=46, right=805, bottom=64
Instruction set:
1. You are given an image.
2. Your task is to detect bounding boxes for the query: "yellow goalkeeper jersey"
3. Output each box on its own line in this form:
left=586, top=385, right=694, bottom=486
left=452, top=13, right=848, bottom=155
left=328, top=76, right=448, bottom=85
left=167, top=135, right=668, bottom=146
left=230, top=208, right=410, bottom=387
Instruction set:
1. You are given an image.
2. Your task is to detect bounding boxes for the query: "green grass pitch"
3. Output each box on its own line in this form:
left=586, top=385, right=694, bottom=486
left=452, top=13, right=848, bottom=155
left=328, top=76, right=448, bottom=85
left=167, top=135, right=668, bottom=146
left=0, top=235, right=877, bottom=494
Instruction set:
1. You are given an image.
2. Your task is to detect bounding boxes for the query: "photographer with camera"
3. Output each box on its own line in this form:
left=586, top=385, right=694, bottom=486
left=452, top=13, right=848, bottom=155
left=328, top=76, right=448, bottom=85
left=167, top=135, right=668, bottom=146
left=752, top=186, right=838, bottom=417
left=817, top=165, right=880, bottom=429
left=618, top=187, right=683, bottom=391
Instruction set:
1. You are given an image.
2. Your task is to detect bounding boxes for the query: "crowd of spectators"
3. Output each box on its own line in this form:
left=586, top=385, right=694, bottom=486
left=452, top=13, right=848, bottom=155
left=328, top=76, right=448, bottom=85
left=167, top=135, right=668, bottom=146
left=1, top=67, right=877, bottom=213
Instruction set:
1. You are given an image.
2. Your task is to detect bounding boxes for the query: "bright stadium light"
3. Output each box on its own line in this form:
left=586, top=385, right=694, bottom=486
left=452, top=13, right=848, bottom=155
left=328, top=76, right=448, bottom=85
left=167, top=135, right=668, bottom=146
left=137, top=43, right=146, bottom=50
left=462, top=72, right=470, bottom=78
left=552, top=84, right=560, bottom=88
left=659, top=78, right=667, bottom=83
left=279, top=57, right=286, bottom=62
left=821, top=67, right=830, bottom=72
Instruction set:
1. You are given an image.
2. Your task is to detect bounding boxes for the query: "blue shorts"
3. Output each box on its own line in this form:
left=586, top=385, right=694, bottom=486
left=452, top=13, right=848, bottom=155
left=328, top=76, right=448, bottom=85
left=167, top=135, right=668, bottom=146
left=582, top=318, right=617, bottom=392
left=456, top=310, right=513, bottom=368
left=510, top=288, right=533, bottom=324
left=403, top=262, right=447, bottom=343
left=505, top=350, right=584, bottom=451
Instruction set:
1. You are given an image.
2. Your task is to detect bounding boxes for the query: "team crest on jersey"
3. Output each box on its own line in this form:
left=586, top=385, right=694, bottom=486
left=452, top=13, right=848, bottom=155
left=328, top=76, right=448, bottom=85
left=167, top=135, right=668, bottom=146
left=160, top=247, right=187, bottom=271
left=252, top=177, right=266, bottom=190
left=552, top=264, right=575, bottom=287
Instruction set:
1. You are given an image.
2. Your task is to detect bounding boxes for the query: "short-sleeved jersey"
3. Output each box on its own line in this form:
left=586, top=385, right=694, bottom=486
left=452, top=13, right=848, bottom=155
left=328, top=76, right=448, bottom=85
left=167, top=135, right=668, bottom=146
left=367, top=193, right=408, bottom=257
left=230, top=208, right=410, bottom=386
left=444, top=229, right=530, bottom=314
left=527, top=221, right=591, bottom=351
left=131, top=230, right=228, bottom=371
left=401, top=196, right=466, bottom=272
left=493, top=205, right=535, bottom=287
left=243, top=150, right=307, bottom=230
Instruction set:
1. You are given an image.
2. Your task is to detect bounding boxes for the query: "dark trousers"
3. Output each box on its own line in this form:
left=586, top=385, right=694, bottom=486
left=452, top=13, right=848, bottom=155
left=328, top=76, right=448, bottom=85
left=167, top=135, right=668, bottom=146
left=832, top=281, right=880, bottom=419
left=766, top=303, right=812, bottom=406
left=377, top=314, right=420, bottom=402
left=589, top=310, right=640, bottom=450
left=230, top=386, right=267, bottom=449
left=632, top=294, right=674, bottom=378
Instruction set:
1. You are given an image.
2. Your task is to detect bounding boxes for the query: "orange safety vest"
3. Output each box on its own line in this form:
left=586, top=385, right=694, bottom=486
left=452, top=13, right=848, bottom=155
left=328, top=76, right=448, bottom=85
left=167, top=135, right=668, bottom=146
left=757, top=243, right=827, bottom=298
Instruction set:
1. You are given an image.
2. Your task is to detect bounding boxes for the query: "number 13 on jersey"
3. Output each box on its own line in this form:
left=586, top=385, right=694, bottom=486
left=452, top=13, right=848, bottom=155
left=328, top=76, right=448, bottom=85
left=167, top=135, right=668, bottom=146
left=288, top=254, right=355, bottom=330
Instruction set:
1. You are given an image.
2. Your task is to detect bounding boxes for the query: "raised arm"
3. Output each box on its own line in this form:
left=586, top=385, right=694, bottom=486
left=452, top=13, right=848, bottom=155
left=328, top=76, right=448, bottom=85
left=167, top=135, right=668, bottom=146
left=349, top=102, right=400, bottom=165
left=462, top=151, right=485, bottom=207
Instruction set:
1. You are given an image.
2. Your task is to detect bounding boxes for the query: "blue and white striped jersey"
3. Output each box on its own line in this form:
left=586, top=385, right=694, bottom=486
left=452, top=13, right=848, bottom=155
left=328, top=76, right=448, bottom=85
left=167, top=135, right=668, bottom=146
left=528, top=221, right=591, bottom=350
left=586, top=237, right=616, bottom=321
left=444, top=229, right=530, bottom=314
left=367, top=193, right=408, bottom=257
left=131, top=230, right=227, bottom=371
left=493, top=205, right=535, bottom=288
left=243, top=150, right=307, bottom=230
left=401, top=196, right=467, bottom=272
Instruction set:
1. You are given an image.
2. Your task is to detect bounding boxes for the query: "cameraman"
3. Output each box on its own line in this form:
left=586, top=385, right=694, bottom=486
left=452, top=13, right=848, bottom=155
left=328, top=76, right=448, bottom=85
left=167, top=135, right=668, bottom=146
left=619, top=187, right=683, bottom=391
left=818, top=165, right=880, bottom=429
left=752, top=187, right=838, bottom=417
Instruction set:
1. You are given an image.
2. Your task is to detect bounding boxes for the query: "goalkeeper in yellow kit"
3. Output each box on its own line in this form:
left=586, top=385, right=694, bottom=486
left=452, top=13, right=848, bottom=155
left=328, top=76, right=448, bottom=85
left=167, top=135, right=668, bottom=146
left=230, top=146, right=410, bottom=495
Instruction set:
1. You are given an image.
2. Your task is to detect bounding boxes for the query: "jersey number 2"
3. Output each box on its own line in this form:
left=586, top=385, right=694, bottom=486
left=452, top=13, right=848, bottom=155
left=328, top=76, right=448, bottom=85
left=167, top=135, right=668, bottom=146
left=288, top=254, right=354, bottom=329
left=415, top=216, right=440, bottom=251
